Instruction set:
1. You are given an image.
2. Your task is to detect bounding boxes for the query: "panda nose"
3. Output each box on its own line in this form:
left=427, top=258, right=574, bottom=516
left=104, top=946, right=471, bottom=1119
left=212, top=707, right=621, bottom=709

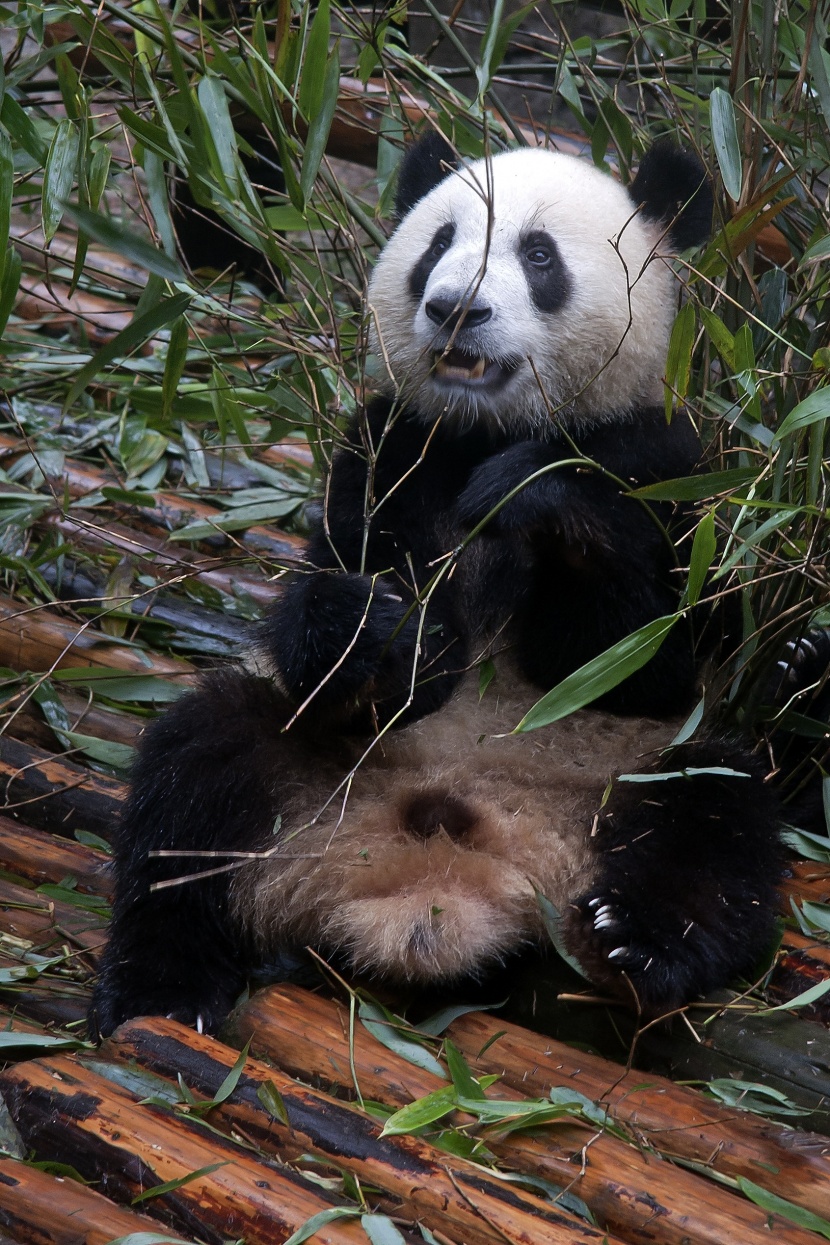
left=425, top=298, right=492, bottom=331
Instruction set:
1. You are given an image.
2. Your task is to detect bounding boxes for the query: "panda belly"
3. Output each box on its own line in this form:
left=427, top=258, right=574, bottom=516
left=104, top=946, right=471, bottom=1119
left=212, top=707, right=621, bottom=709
left=232, top=673, right=678, bottom=984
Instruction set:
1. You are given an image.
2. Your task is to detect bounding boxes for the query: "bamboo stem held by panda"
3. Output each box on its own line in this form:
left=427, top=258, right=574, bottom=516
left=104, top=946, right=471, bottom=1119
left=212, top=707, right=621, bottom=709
left=0, top=1055, right=385, bottom=1245
left=224, top=986, right=822, bottom=1245
left=100, top=1016, right=616, bottom=1245
left=0, top=1157, right=192, bottom=1245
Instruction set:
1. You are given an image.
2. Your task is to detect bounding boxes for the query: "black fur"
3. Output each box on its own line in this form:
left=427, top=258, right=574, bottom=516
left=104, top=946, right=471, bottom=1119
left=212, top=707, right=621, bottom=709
left=566, top=738, right=782, bottom=1007
left=518, top=231, right=571, bottom=314
left=629, top=138, right=713, bottom=251
left=409, top=224, right=456, bottom=301
left=395, top=132, right=458, bottom=218
left=261, top=398, right=702, bottom=723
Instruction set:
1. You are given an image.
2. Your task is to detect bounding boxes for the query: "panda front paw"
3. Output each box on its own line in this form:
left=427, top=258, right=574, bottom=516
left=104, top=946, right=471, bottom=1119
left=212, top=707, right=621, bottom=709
left=89, top=976, right=238, bottom=1040
left=457, top=443, right=564, bottom=536
left=263, top=570, right=418, bottom=710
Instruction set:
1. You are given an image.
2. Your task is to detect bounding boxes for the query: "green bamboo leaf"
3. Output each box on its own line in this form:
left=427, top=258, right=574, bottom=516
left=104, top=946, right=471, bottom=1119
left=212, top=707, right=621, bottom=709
left=300, top=42, right=340, bottom=201
left=361, top=1216, right=408, bottom=1245
left=257, top=1080, right=290, bottom=1125
left=63, top=291, right=192, bottom=411
left=0, top=245, right=21, bottom=336
left=131, top=1161, right=229, bottom=1204
left=699, top=307, right=735, bottom=371
left=772, top=387, right=830, bottom=442
left=65, top=204, right=185, bottom=281
left=686, top=509, right=716, bottom=607
left=476, top=0, right=505, bottom=98
left=298, top=0, right=331, bottom=117
left=664, top=302, right=696, bottom=418
left=360, top=1000, right=446, bottom=1078
left=71, top=145, right=110, bottom=294
left=631, top=467, right=757, bottom=501
left=800, top=234, right=830, bottom=267
left=42, top=118, right=79, bottom=243
left=162, top=315, right=190, bottom=421
left=0, top=95, right=49, bottom=164
left=737, top=1178, right=830, bottom=1239
left=0, top=125, right=12, bottom=283
left=445, top=1039, right=484, bottom=1100
left=515, top=614, right=681, bottom=731
left=709, top=87, right=742, bottom=201
left=208, top=1039, right=251, bottom=1107
left=766, top=978, right=830, bottom=1012
left=379, top=1085, right=458, bottom=1137
left=283, top=1209, right=361, bottom=1245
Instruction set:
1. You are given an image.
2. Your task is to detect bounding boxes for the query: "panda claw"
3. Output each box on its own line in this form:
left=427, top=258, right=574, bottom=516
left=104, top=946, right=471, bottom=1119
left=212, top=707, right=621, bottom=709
left=595, top=903, right=613, bottom=919
left=607, top=947, right=630, bottom=962
left=594, top=915, right=617, bottom=931
left=587, top=897, right=602, bottom=910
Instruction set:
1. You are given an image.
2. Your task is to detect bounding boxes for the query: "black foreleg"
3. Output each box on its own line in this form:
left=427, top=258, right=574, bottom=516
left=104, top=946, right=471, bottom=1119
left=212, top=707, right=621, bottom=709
left=564, top=738, right=782, bottom=1009
left=90, top=671, right=296, bottom=1037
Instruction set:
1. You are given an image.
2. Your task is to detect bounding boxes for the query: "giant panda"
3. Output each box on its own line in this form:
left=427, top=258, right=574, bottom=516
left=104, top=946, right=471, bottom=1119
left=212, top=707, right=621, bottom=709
left=90, top=134, right=783, bottom=1038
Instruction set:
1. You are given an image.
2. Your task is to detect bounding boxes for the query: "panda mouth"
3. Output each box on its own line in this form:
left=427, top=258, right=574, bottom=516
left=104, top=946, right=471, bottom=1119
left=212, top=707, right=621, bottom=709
left=432, top=348, right=515, bottom=387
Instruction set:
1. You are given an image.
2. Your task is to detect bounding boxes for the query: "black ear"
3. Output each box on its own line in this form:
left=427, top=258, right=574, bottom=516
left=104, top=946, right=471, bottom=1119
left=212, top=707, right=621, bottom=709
left=394, top=132, right=458, bottom=219
left=629, top=138, right=713, bottom=250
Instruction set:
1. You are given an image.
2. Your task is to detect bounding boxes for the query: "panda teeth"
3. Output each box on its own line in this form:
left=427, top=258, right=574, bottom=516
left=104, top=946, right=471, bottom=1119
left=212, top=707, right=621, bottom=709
left=469, top=357, right=486, bottom=380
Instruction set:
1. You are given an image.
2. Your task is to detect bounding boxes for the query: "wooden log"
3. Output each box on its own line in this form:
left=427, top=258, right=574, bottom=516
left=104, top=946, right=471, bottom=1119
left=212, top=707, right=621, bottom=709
left=0, top=736, right=124, bottom=839
left=768, top=932, right=830, bottom=1021
left=0, top=1055, right=425, bottom=1245
left=0, top=1158, right=190, bottom=1245
left=16, top=279, right=137, bottom=344
left=0, top=594, right=196, bottom=684
left=101, top=1016, right=619, bottom=1245
left=0, top=873, right=105, bottom=958
left=225, top=986, right=822, bottom=1245
left=0, top=815, right=112, bottom=897
left=43, top=512, right=277, bottom=606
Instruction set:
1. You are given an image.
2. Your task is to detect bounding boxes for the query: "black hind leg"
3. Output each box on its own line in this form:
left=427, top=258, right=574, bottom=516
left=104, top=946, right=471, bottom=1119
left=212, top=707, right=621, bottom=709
left=91, top=671, right=300, bottom=1038
left=564, top=739, right=782, bottom=1009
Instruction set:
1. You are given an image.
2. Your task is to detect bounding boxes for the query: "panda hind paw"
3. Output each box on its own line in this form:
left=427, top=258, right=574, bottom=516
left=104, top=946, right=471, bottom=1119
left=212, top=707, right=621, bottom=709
left=566, top=892, right=708, bottom=1011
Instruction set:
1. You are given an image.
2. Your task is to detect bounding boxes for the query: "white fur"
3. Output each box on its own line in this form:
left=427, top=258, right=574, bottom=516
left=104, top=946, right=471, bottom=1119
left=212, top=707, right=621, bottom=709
left=368, top=148, right=676, bottom=431
left=233, top=670, right=678, bottom=984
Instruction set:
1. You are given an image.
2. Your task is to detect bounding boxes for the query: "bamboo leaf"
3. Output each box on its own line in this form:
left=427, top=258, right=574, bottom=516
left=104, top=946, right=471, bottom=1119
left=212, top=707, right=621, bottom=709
left=379, top=1085, right=458, bottom=1136
left=298, top=0, right=331, bottom=118
left=632, top=468, right=757, bottom=501
left=665, top=302, right=696, bottom=418
left=64, top=204, right=185, bottom=282
left=283, top=1209, right=361, bottom=1245
left=131, top=1162, right=229, bottom=1204
left=766, top=978, right=830, bottom=1012
left=42, top=118, right=79, bottom=243
left=162, top=315, right=190, bottom=421
left=686, top=509, right=716, bottom=607
left=360, top=1000, right=446, bottom=1078
left=0, top=245, right=21, bottom=336
left=300, top=43, right=340, bottom=202
left=737, top=1178, right=830, bottom=1239
left=772, top=387, right=830, bottom=442
left=515, top=614, right=681, bottom=730
left=709, top=87, right=742, bottom=201
left=0, top=125, right=12, bottom=282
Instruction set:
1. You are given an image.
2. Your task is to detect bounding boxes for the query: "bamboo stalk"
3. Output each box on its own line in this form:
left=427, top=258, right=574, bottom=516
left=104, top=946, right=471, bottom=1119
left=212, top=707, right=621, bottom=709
left=101, top=1015, right=619, bottom=1245
left=0, top=1157, right=191, bottom=1245
left=0, top=1055, right=389, bottom=1245
left=225, top=985, right=822, bottom=1245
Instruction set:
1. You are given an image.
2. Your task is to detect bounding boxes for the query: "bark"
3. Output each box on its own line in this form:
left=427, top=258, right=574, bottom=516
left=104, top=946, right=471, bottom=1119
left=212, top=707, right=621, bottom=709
left=225, top=985, right=824, bottom=1245
left=0, top=1055, right=386, bottom=1245
left=0, top=736, right=124, bottom=840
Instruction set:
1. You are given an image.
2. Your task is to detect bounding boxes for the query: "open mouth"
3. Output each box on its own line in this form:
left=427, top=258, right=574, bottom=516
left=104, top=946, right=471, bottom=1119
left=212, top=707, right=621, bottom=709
left=432, top=347, right=517, bottom=388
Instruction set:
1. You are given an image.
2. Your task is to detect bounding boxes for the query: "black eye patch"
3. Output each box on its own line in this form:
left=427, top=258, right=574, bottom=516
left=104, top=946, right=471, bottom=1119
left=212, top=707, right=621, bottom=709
left=408, top=223, right=456, bottom=300
left=519, top=230, right=571, bottom=313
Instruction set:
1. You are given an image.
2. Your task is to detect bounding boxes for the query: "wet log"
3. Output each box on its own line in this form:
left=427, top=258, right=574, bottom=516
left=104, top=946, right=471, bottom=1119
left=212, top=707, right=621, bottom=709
left=0, top=433, right=304, bottom=563
left=768, top=932, right=830, bottom=1021
left=226, top=985, right=821, bottom=1245
left=0, top=736, right=124, bottom=840
left=0, top=815, right=111, bottom=897
left=0, top=594, right=196, bottom=683
left=0, top=1158, right=186, bottom=1245
left=0, top=873, right=105, bottom=958
left=0, top=1054, right=424, bottom=1245
left=101, top=1015, right=618, bottom=1245
left=5, top=684, right=144, bottom=751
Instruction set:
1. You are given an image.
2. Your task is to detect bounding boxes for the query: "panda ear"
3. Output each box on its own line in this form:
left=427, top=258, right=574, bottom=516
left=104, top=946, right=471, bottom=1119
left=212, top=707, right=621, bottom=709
left=394, top=132, right=458, bottom=219
left=629, top=138, right=714, bottom=250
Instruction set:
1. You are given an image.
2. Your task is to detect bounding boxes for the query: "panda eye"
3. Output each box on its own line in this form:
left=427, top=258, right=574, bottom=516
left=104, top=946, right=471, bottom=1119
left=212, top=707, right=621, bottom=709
left=524, top=242, right=552, bottom=267
left=430, top=236, right=451, bottom=259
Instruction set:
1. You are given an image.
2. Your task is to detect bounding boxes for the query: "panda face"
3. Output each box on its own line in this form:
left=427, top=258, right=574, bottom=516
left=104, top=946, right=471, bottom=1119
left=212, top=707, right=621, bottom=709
left=368, top=148, right=678, bottom=431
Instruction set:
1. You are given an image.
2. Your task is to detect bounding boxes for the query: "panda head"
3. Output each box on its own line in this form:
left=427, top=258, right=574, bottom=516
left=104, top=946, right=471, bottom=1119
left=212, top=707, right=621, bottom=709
left=367, top=134, right=712, bottom=431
